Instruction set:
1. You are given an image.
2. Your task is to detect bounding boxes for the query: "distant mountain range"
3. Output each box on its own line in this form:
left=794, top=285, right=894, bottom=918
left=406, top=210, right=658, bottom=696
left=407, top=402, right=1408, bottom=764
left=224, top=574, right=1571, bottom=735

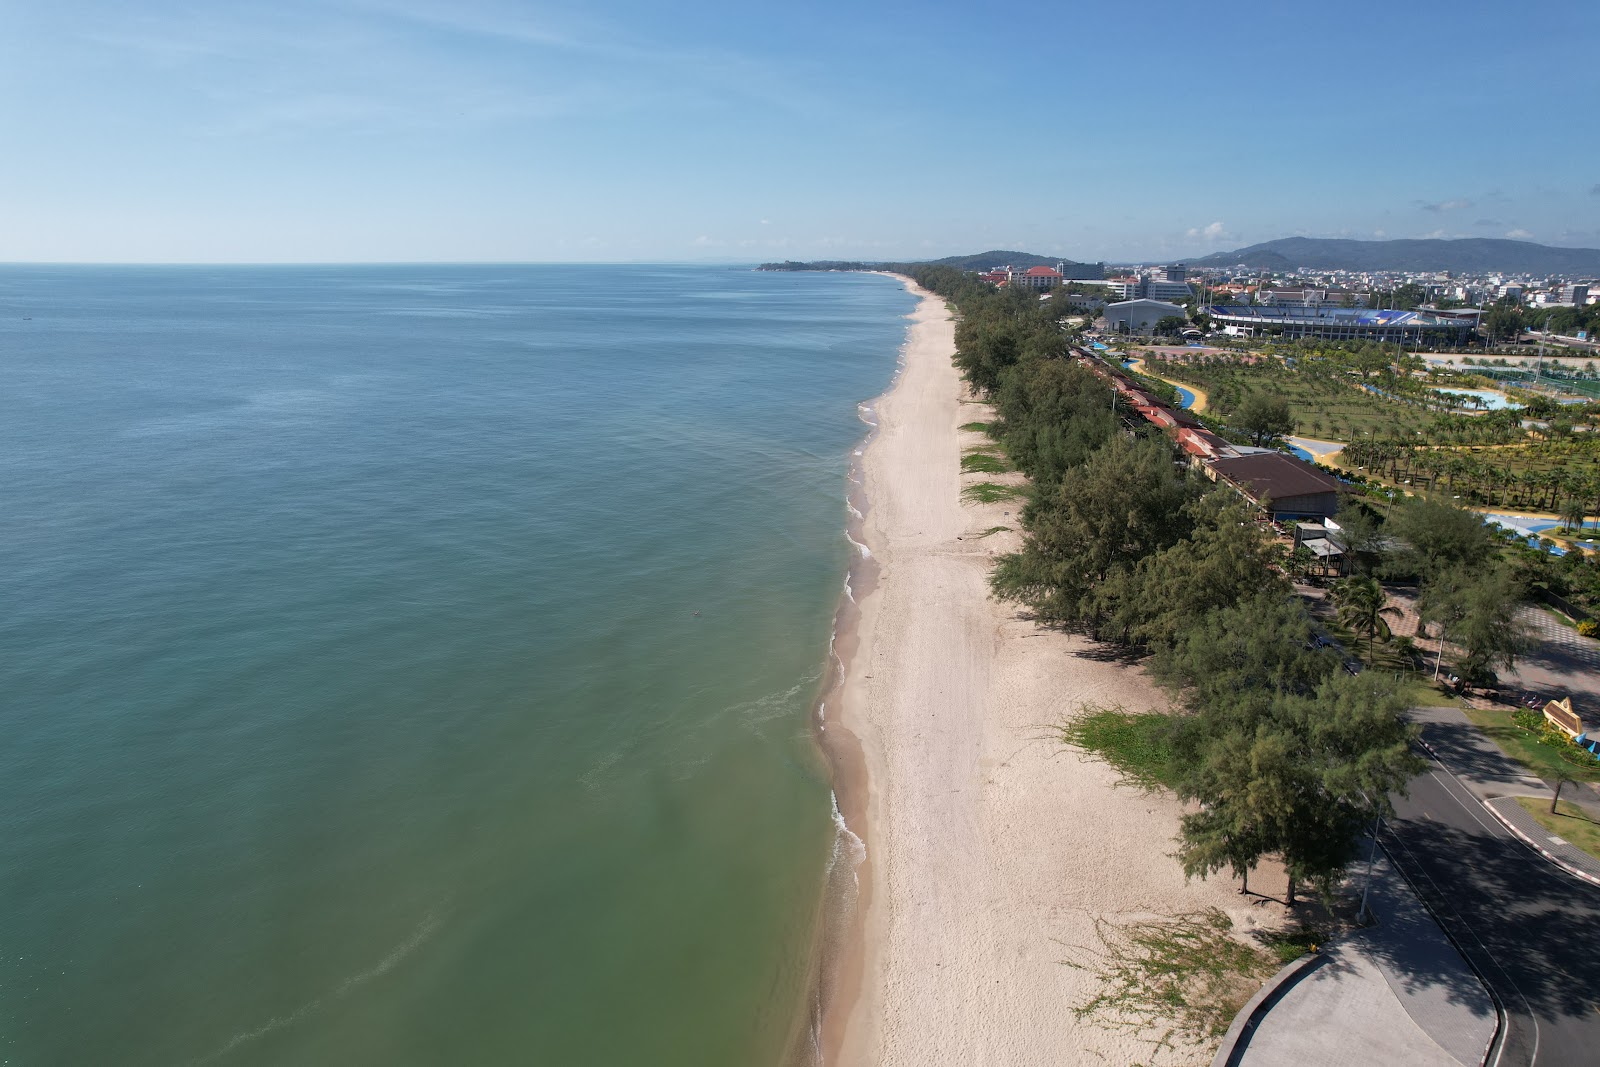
left=1191, top=237, right=1600, bottom=275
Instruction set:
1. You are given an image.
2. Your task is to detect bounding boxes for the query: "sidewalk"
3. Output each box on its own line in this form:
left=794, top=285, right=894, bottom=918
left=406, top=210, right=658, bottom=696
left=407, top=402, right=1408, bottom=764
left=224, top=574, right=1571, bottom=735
left=1409, top=705, right=1600, bottom=820
left=1226, top=856, right=1496, bottom=1067
left=1483, top=796, right=1600, bottom=885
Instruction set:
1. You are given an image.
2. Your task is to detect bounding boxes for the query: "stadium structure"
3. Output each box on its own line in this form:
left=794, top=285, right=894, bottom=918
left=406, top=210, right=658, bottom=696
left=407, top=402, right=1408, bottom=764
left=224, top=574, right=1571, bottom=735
left=1206, top=305, right=1476, bottom=345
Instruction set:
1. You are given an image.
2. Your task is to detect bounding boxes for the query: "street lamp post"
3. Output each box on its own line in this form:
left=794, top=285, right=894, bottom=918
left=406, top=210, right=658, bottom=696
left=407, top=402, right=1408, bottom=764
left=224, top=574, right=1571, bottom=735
left=1359, top=813, right=1383, bottom=925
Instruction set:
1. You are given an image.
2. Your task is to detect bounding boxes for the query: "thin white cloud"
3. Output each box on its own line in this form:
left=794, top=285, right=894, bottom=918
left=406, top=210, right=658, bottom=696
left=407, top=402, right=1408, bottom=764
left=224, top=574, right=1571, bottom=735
left=1506, top=228, right=1534, bottom=240
left=1185, top=221, right=1231, bottom=242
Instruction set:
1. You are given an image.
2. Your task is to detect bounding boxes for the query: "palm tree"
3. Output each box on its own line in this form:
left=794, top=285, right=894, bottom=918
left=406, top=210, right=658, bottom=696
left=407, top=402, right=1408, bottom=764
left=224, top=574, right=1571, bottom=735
left=1561, top=498, right=1587, bottom=534
left=1332, top=576, right=1403, bottom=666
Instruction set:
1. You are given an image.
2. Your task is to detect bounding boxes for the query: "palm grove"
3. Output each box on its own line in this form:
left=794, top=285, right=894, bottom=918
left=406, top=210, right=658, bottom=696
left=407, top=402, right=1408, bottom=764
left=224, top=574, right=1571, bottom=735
left=910, top=265, right=1516, bottom=905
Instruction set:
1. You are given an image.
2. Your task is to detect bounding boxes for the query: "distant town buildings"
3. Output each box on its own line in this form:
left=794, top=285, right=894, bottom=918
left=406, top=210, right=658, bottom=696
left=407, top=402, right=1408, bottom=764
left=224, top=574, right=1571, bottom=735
left=968, top=253, right=1597, bottom=343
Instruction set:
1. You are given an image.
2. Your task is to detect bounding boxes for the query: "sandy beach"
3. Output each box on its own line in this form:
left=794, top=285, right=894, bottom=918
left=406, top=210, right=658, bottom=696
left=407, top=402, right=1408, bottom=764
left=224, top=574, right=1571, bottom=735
left=826, top=279, right=1286, bottom=1066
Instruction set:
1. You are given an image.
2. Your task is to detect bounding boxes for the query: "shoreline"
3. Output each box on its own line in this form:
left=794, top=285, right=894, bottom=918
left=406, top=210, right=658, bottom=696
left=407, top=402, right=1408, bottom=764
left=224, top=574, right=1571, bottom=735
left=801, top=273, right=914, bottom=1067
left=818, top=277, right=1290, bottom=1065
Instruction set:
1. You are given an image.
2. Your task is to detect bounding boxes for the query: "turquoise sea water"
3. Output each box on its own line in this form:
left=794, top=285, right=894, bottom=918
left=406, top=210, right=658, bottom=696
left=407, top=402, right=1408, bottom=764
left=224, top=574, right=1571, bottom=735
left=0, top=265, right=914, bottom=1065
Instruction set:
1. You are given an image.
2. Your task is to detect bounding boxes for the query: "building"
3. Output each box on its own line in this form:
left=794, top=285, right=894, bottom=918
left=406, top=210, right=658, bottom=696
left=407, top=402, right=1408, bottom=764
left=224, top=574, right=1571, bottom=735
left=1143, top=278, right=1194, bottom=301
left=1104, top=276, right=1142, bottom=301
left=1207, top=305, right=1476, bottom=345
left=1293, top=520, right=1348, bottom=576
left=1008, top=265, right=1065, bottom=289
left=1256, top=288, right=1367, bottom=307
left=1207, top=452, right=1343, bottom=519
left=1103, top=298, right=1188, bottom=333
left=1561, top=284, right=1591, bottom=306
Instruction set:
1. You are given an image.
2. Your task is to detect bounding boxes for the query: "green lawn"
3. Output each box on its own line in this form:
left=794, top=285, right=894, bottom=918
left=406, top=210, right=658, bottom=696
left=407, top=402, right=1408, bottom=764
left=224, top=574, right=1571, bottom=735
left=1399, top=676, right=1466, bottom=708
left=1463, top=707, right=1600, bottom=784
left=1514, top=797, right=1600, bottom=862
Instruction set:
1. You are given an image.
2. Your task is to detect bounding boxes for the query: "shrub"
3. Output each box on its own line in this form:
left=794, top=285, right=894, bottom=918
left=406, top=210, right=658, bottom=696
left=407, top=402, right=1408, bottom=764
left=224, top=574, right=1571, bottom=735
left=1539, top=719, right=1577, bottom=749
left=1577, top=619, right=1597, bottom=638
left=1512, top=708, right=1542, bottom=732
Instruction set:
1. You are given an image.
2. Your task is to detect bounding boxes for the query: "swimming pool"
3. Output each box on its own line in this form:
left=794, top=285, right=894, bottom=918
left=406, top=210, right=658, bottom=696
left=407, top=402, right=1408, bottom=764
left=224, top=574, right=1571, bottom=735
left=1434, top=388, right=1523, bottom=411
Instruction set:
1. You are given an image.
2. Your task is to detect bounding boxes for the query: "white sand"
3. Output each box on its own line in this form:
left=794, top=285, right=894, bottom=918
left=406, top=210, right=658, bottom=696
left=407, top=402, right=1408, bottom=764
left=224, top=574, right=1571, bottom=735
left=831, top=280, right=1287, bottom=1066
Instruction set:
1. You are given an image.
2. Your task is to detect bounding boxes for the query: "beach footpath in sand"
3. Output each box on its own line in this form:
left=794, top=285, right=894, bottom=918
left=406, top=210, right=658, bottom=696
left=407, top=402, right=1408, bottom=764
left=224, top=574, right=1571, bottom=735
left=827, top=278, right=1288, bottom=1066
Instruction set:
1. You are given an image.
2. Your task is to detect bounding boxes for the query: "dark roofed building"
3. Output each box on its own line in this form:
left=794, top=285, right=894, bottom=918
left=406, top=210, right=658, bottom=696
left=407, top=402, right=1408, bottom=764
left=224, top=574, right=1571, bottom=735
left=1207, top=452, right=1343, bottom=519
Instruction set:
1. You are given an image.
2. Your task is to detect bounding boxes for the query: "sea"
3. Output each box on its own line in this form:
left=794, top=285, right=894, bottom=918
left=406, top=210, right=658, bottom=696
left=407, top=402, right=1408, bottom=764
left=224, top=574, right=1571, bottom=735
left=0, top=264, right=915, bottom=1065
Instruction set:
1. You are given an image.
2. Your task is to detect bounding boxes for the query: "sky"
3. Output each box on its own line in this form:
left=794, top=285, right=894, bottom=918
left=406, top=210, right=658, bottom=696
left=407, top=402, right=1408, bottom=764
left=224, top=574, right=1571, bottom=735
left=2, top=0, right=1598, bottom=263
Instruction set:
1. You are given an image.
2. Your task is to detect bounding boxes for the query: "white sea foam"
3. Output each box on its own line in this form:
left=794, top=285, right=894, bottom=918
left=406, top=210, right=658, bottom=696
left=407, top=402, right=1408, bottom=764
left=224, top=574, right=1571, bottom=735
left=716, top=669, right=824, bottom=727
left=846, top=500, right=863, bottom=520
left=842, top=575, right=854, bottom=603
left=827, top=791, right=866, bottom=886
left=845, top=532, right=871, bottom=559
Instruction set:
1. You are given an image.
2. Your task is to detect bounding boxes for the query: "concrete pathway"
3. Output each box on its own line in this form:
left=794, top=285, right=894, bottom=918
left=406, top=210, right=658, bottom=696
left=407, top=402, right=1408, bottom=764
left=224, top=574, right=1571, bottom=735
left=1232, top=856, right=1496, bottom=1066
left=1484, top=795, right=1600, bottom=885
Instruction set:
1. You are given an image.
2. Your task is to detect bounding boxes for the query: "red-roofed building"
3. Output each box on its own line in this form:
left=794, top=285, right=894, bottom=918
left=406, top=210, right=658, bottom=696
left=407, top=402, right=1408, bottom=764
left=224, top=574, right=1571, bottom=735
left=1009, top=265, right=1065, bottom=290
left=1175, top=427, right=1232, bottom=460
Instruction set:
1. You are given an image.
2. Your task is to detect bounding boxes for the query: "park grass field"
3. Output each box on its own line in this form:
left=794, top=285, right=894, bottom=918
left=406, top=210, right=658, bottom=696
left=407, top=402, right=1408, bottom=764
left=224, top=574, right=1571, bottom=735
left=1464, top=706, right=1600, bottom=785
left=1153, top=358, right=1432, bottom=441
left=1515, top=797, right=1600, bottom=862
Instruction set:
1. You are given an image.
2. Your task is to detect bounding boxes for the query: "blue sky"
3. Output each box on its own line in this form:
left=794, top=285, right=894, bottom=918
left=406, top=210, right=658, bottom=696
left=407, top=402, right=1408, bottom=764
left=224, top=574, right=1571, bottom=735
left=3, top=0, right=1597, bottom=263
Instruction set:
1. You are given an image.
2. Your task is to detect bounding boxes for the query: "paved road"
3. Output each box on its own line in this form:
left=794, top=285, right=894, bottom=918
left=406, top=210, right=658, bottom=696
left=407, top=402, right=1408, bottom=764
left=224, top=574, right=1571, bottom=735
left=1506, top=608, right=1600, bottom=718
left=1383, top=747, right=1600, bottom=1066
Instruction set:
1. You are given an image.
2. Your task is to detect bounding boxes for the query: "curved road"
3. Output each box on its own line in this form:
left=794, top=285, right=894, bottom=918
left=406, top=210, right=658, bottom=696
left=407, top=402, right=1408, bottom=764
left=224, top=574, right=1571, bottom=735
left=1382, top=745, right=1600, bottom=1065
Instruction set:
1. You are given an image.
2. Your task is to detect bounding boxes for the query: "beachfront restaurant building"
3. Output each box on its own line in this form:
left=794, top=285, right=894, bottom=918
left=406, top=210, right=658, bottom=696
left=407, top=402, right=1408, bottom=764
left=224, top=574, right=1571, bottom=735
left=1205, top=452, right=1343, bottom=520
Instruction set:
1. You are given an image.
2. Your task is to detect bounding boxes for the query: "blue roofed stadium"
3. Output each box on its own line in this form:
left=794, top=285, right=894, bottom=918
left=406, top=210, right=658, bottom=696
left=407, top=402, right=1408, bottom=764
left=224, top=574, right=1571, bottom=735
left=1207, top=305, right=1476, bottom=344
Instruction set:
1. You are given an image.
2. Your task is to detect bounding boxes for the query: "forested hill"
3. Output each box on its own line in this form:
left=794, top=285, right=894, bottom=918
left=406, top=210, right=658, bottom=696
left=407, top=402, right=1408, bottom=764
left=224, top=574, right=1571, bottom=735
left=1193, top=237, right=1600, bottom=275
left=922, top=250, right=1103, bottom=274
